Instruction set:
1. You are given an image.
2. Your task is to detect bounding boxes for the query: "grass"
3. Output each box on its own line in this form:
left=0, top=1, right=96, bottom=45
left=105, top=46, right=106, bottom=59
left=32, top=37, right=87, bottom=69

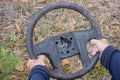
left=0, top=46, right=19, bottom=80
left=0, top=29, right=22, bottom=80
left=84, top=61, right=108, bottom=79
left=1, top=0, right=120, bottom=80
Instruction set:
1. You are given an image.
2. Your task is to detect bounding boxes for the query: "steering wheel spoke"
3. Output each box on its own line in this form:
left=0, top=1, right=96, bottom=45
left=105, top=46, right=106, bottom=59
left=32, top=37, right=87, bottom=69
left=49, top=55, right=64, bottom=78
left=72, top=31, right=91, bottom=66
left=33, top=39, right=52, bottom=56
left=78, top=43, right=91, bottom=67
left=86, top=28, right=101, bottom=41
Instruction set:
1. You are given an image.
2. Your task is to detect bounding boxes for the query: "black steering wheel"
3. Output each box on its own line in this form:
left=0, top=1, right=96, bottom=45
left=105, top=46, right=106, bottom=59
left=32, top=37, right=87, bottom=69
left=26, top=2, right=102, bottom=80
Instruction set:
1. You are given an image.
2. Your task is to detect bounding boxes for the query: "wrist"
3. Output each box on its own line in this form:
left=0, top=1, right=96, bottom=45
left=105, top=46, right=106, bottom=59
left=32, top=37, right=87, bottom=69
left=100, top=45, right=110, bottom=54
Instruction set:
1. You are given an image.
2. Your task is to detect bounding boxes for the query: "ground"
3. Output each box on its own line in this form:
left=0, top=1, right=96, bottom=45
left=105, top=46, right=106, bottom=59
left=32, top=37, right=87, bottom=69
left=0, top=0, right=120, bottom=80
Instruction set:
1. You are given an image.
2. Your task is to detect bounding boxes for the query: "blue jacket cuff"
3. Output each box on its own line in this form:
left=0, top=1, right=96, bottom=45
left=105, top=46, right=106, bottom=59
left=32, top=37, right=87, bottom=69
left=31, top=65, right=49, bottom=73
left=100, top=46, right=117, bottom=69
left=28, top=65, right=50, bottom=80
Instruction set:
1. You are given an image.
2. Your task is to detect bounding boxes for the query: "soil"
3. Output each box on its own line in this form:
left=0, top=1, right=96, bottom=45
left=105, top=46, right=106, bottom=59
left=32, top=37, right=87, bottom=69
left=0, top=0, right=120, bottom=80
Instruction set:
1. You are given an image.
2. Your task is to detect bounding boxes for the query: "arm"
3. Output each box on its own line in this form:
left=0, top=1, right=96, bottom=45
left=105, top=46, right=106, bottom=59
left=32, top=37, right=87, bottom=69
left=27, top=55, right=50, bottom=80
left=101, top=46, right=120, bottom=80
left=90, top=39, right=120, bottom=79
left=28, top=65, right=49, bottom=80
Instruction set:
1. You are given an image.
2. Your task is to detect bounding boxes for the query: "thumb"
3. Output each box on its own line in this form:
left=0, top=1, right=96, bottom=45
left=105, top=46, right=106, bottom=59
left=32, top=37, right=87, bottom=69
left=37, top=55, right=45, bottom=60
left=91, top=48, right=98, bottom=56
left=90, top=39, right=99, bottom=45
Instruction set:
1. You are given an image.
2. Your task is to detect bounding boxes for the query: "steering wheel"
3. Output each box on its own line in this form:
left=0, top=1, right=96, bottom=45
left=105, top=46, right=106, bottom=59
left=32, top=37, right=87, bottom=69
left=26, top=2, right=102, bottom=80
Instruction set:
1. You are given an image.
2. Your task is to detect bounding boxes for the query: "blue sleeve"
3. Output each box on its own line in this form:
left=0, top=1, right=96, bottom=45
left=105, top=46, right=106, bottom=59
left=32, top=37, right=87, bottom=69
left=28, top=65, right=50, bottom=80
left=100, top=46, right=120, bottom=80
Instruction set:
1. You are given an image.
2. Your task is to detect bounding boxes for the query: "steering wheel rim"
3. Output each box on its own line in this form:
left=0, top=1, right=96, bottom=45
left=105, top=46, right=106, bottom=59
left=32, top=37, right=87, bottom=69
left=26, top=2, right=102, bottom=80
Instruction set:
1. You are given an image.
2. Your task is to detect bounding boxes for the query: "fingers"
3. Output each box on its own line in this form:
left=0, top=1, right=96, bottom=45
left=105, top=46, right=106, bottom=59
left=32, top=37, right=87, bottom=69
left=91, top=48, right=98, bottom=56
left=28, top=55, right=45, bottom=61
left=90, top=38, right=110, bottom=57
left=27, top=60, right=33, bottom=70
left=37, top=55, right=45, bottom=58
left=90, top=43, right=98, bottom=56
left=90, top=39, right=107, bottom=45
left=90, top=39, right=99, bottom=45
left=101, top=39, right=109, bottom=44
left=37, top=55, right=45, bottom=61
left=27, top=55, right=46, bottom=71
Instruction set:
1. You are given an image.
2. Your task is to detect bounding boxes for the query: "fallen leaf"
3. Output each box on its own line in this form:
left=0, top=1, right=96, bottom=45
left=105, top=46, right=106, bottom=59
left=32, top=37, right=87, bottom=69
left=13, top=0, right=18, bottom=2
left=15, top=60, right=24, bottom=72
left=74, top=64, right=83, bottom=72
left=14, top=23, right=21, bottom=32
left=34, top=27, right=38, bottom=32
left=87, top=0, right=100, bottom=3
left=62, top=59, right=70, bottom=66
left=38, top=0, right=46, bottom=3
left=111, top=27, right=118, bottom=33
left=71, top=19, right=76, bottom=25
left=21, top=0, right=29, bottom=2
left=8, top=43, right=14, bottom=48
left=19, top=34, right=24, bottom=39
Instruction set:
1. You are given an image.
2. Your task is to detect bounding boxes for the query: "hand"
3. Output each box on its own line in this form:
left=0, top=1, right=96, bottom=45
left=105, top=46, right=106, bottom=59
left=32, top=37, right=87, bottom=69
left=27, top=55, right=46, bottom=71
left=90, top=39, right=110, bottom=57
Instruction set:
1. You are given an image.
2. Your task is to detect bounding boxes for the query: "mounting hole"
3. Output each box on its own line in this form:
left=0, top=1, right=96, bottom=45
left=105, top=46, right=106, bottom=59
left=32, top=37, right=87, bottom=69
left=61, top=52, right=63, bottom=54
left=56, top=41, right=58, bottom=44
left=66, top=50, right=69, bottom=54
left=60, top=37, right=63, bottom=39
left=72, top=48, right=75, bottom=50
left=70, top=37, right=73, bottom=40
left=56, top=40, right=64, bottom=47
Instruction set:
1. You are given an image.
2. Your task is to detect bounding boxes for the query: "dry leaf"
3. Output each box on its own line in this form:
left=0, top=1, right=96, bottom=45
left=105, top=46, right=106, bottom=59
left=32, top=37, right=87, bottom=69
left=111, top=27, right=118, bottom=33
left=74, top=64, right=83, bottom=73
left=87, top=0, right=100, bottom=3
left=71, top=19, right=76, bottom=25
left=15, top=23, right=21, bottom=32
left=8, top=43, right=14, bottom=48
left=38, top=0, right=46, bottom=3
left=62, top=59, right=70, bottom=66
left=21, top=0, right=29, bottom=2
left=34, top=27, right=38, bottom=32
left=15, top=60, right=24, bottom=72
left=13, top=0, right=18, bottom=2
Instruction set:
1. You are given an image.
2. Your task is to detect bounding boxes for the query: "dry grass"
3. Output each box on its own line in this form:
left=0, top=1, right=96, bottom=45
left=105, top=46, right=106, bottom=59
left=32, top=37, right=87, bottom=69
left=0, top=0, right=120, bottom=80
